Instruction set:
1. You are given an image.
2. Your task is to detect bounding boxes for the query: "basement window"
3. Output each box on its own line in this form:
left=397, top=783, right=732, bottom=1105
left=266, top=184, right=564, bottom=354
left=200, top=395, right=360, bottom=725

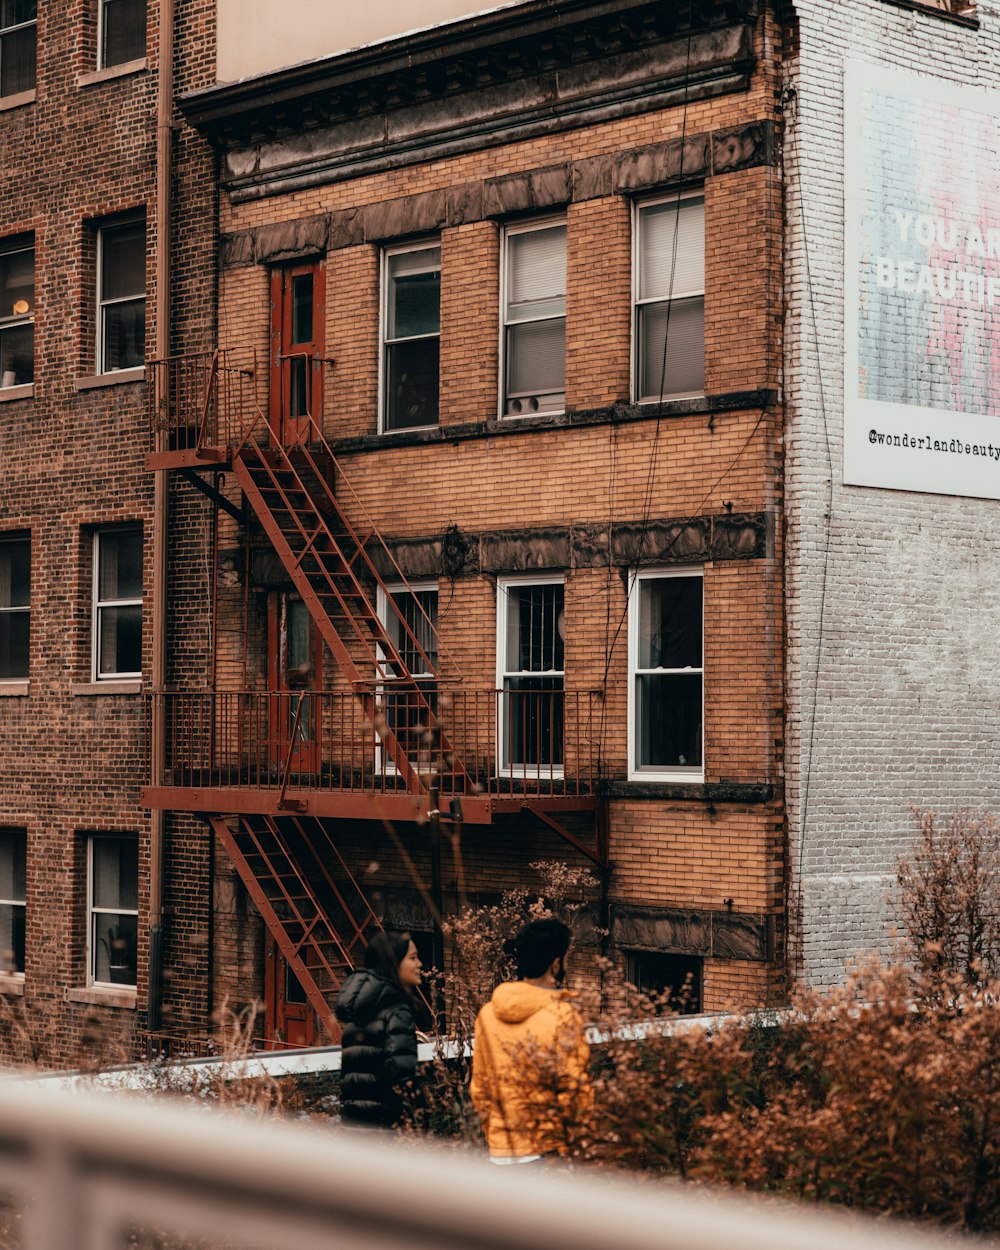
left=0, top=1, right=36, bottom=98
left=0, top=828, right=25, bottom=976
left=502, top=219, right=566, bottom=417
left=93, top=525, right=143, bottom=680
left=99, top=0, right=146, bottom=68
left=626, top=950, right=703, bottom=1014
left=87, top=834, right=138, bottom=988
left=628, top=568, right=703, bottom=780
left=381, top=242, right=440, bottom=432
left=0, top=238, right=34, bottom=387
left=0, top=533, right=29, bottom=681
left=634, top=194, right=704, bottom=402
left=97, top=215, right=146, bottom=374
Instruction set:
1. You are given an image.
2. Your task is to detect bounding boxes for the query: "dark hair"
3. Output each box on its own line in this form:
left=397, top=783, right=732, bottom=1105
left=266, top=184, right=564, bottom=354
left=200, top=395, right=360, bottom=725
left=364, top=930, right=414, bottom=996
left=513, top=918, right=572, bottom=980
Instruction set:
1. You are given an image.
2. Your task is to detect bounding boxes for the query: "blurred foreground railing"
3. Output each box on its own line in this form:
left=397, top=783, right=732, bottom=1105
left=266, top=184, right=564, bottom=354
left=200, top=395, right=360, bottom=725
left=0, top=1078, right=962, bottom=1250
left=148, top=687, right=600, bottom=799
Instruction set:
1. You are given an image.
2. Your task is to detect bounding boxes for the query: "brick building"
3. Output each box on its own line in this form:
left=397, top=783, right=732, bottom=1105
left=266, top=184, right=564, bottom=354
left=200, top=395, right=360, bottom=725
left=1, top=0, right=786, bottom=1061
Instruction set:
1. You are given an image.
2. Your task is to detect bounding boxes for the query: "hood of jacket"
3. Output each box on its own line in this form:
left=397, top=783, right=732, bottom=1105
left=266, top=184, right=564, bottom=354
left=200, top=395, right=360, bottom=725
left=335, top=969, right=408, bottom=1028
left=489, top=980, right=569, bottom=1025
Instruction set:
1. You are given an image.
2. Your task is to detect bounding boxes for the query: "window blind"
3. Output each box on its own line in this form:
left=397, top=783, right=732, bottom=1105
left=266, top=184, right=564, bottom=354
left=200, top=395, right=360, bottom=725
left=639, top=197, right=704, bottom=301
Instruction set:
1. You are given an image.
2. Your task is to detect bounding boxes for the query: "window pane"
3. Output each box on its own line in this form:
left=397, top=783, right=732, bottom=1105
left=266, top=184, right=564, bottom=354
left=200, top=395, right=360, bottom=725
left=0, top=904, right=24, bottom=974
left=0, top=614, right=28, bottom=679
left=99, top=528, right=143, bottom=600
left=0, top=323, right=33, bottom=385
left=502, top=675, right=564, bottom=767
left=0, top=247, right=33, bottom=318
left=98, top=604, right=142, bottom=675
left=638, top=577, right=702, bottom=670
left=505, top=319, right=565, bottom=414
left=638, top=296, right=704, bottom=399
left=639, top=198, right=704, bottom=300
left=102, top=0, right=146, bottom=67
left=102, top=299, right=145, bottom=371
left=637, top=671, right=702, bottom=769
left=286, top=598, right=311, bottom=675
left=386, top=337, right=439, bottom=429
left=389, top=589, right=438, bottom=676
left=0, top=538, right=29, bottom=608
left=92, top=837, right=138, bottom=911
left=101, top=221, right=145, bottom=301
left=291, top=274, right=313, bottom=345
left=508, top=226, right=566, bottom=308
left=93, top=910, right=137, bottom=984
left=388, top=253, right=441, bottom=340
left=1, top=1, right=38, bottom=28
left=0, top=22, right=35, bottom=95
left=505, top=584, right=564, bottom=673
left=0, top=829, right=25, bottom=901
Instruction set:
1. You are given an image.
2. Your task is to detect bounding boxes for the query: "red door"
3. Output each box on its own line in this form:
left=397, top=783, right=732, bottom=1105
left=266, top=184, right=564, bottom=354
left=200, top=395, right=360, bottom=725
left=264, top=935, right=320, bottom=1048
left=269, top=262, right=325, bottom=449
left=267, top=592, right=323, bottom=777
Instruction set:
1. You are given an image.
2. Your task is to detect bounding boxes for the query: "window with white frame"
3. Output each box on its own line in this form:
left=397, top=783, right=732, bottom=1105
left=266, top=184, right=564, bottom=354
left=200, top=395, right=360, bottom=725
left=634, top=194, right=704, bottom=402
left=87, top=834, right=138, bottom=988
left=93, top=526, right=142, bottom=680
left=382, top=243, right=440, bottom=431
left=0, top=533, right=29, bottom=681
left=0, top=828, right=26, bottom=976
left=97, top=216, right=145, bottom=374
left=377, top=583, right=438, bottom=771
left=626, top=950, right=702, bottom=1015
left=0, top=238, right=34, bottom=387
left=502, top=220, right=566, bottom=417
left=629, top=569, right=703, bottom=778
left=497, top=578, right=564, bottom=771
left=99, top=0, right=146, bottom=68
left=0, top=1, right=36, bottom=97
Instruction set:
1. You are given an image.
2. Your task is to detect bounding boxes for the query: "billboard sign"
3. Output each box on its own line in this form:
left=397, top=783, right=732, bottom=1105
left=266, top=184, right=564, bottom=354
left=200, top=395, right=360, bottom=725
left=844, top=62, right=1000, bottom=499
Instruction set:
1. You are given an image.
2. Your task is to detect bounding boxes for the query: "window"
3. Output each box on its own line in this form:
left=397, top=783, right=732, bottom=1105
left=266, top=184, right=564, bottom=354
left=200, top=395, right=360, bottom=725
left=382, top=243, right=440, bottom=431
left=626, top=951, right=702, bottom=1014
left=502, top=220, right=566, bottom=417
left=0, top=1, right=36, bottom=97
left=0, top=829, right=25, bottom=976
left=629, top=569, right=703, bottom=778
left=377, top=583, right=438, bottom=770
left=634, top=194, right=704, bottom=401
left=93, top=526, right=142, bottom=680
left=97, top=216, right=145, bottom=374
left=87, top=834, right=138, bottom=987
left=497, top=578, right=564, bottom=771
left=99, top=0, right=146, bottom=68
left=0, top=240, right=34, bottom=387
left=0, top=534, right=29, bottom=681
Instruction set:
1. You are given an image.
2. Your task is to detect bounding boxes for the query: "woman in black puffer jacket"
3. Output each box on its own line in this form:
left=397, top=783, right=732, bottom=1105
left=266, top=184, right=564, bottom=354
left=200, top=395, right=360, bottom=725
left=335, top=930, right=423, bottom=1128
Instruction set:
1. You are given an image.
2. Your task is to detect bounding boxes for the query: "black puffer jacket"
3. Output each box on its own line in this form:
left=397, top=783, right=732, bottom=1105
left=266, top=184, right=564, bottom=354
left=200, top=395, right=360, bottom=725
left=335, top=970, right=418, bottom=1127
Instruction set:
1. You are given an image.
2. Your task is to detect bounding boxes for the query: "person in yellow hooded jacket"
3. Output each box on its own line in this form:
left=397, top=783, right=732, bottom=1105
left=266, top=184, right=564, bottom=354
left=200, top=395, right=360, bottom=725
left=470, top=918, right=591, bottom=1163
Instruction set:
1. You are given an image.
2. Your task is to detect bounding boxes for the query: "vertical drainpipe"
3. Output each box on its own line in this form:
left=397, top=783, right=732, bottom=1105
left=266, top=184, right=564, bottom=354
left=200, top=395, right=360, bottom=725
left=148, top=0, right=175, bottom=1037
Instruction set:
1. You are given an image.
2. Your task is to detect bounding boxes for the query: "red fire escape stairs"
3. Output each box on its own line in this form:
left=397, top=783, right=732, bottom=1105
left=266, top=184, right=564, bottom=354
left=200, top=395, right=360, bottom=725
left=209, top=812, right=382, bottom=1038
left=230, top=433, right=472, bottom=797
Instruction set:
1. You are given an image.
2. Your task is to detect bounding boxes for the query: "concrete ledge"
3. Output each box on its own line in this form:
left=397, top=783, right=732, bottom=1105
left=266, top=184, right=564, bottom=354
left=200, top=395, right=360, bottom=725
left=0, top=89, right=35, bottom=112
left=74, top=368, right=145, bottom=391
left=0, top=384, right=33, bottom=402
left=66, top=986, right=137, bottom=1009
left=70, top=681, right=142, bottom=696
left=0, top=975, right=24, bottom=997
left=0, top=682, right=29, bottom=696
left=77, top=58, right=147, bottom=88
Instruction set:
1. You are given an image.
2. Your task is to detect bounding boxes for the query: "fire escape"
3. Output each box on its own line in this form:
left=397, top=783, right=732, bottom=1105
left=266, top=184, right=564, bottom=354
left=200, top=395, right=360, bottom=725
left=143, top=347, right=605, bottom=1039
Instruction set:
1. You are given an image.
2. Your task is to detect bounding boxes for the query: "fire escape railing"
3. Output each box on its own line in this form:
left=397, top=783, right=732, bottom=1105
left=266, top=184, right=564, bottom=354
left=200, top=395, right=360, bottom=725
left=146, top=689, right=600, bottom=800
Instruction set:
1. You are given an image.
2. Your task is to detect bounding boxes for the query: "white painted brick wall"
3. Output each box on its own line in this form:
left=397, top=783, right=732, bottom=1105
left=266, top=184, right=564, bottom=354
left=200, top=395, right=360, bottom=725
left=785, top=0, right=1000, bottom=983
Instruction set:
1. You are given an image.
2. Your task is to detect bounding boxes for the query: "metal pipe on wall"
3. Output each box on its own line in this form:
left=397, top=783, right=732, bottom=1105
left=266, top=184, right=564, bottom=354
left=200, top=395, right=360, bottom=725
left=148, top=0, right=175, bottom=1033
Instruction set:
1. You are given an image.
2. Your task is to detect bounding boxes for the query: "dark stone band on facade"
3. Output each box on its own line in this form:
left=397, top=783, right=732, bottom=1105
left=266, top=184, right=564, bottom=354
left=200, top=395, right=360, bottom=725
left=611, top=901, right=773, bottom=961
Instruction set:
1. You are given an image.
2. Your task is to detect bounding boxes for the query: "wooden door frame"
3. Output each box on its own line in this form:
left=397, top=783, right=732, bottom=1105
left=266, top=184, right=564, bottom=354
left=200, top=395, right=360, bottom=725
left=266, top=592, right=324, bottom=776
left=269, top=261, right=326, bottom=448
left=263, top=934, right=320, bottom=1049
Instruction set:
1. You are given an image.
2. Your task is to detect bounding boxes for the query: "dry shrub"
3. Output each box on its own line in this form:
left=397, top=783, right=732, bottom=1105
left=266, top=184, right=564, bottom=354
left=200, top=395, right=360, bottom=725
left=897, top=807, right=1000, bottom=986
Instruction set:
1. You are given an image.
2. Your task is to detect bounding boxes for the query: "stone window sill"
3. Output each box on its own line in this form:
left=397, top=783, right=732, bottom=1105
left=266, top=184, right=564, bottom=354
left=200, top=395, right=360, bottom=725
left=0, top=89, right=35, bottom=112
left=0, top=682, right=29, bottom=697
left=67, top=986, right=136, bottom=1009
left=0, top=974, right=24, bottom=997
left=878, top=0, right=978, bottom=25
left=77, top=58, right=147, bottom=89
left=0, top=384, right=33, bottom=403
left=75, top=368, right=145, bottom=391
left=70, top=680, right=142, bottom=696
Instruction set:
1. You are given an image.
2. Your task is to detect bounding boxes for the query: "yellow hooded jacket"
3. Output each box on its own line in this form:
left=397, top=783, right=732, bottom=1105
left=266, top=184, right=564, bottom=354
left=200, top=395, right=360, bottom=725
left=470, top=981, right=591, bottom=1159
